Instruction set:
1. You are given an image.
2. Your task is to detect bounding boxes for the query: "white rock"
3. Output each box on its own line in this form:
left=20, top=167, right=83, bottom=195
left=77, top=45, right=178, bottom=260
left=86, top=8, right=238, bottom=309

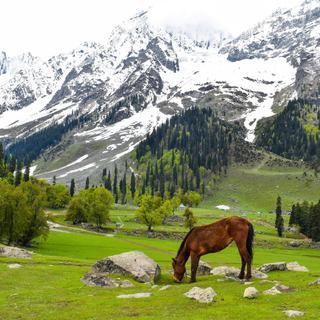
left=184, top=287, right=217, bottom=303
left=264, top=287, right=281, bottom=295
left=151, top=285, right=159, bottom=289
left=243, top=287, right=259, bottom=299
left=244, top=281, right=253, bottom=285
left=92, top=251, right=161, bottom=283
left=159, top=285, right=171, bottom=291
left=8, top=263, right=22, bottom=269
left=287, top=262, right=309, bottom=272
left=309, top=279, right=320, bottom=285
left=0, top=246, right=32, bottom=259
left=283, top=310, right=304, bottom=317
left=117, top=292, right=152, bottom=299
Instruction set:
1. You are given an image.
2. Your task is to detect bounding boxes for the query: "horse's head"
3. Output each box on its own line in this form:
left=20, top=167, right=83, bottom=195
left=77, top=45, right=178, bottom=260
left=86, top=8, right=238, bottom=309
left=172, top=258, right=186, bottom=282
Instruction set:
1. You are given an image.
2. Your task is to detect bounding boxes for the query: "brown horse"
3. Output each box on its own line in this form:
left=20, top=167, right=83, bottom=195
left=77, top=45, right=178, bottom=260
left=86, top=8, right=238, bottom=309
left=172, top=216, right=254, bottom=283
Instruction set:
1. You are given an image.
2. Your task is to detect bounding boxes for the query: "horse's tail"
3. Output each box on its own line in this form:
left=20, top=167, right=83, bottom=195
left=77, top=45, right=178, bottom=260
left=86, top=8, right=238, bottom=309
left=246, top=222, right=254, bottom=260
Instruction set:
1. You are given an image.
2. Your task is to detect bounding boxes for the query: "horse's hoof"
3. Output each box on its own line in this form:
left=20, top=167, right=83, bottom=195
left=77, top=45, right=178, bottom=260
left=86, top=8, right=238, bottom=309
left=238, top=274, right=245, bottom=280
left=189, top=279, right=196, bottom=283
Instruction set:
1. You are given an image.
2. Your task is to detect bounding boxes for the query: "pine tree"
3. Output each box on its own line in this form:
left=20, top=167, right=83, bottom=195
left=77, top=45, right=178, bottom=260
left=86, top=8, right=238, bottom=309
left=70, top=179, right=75, bottom=197
left=102, top=168, right=107, bottom=179
left=0, top=143, right=5, bottom=178
left=121, top=173, right=127, bottom=204
left=275, top=196, right=284, bottom=237
left=15, top=160, right=22, bottom=186
left=53, top=176, right=56, bottom=185
left=24, top=163, right=30, bottom=182
left=275, top=196, right=282, bottom=228
left=85, top=177, right=90, bottom=190
left=113, top=164, right=118, bottom=203
left=159, top=159, right=165, bottom=198
left=130, top=172, right=136, bottom=199
left=104, top=170, right=112, bottom=191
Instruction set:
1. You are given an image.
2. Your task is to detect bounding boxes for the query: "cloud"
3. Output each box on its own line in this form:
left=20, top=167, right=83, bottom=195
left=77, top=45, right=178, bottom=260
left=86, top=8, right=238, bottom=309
left=0, top=0, right=304, bottom=58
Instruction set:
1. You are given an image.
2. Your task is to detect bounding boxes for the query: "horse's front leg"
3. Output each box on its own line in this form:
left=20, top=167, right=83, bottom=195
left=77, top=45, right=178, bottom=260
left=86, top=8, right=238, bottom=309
left=190, top=252, right=200, bottom=283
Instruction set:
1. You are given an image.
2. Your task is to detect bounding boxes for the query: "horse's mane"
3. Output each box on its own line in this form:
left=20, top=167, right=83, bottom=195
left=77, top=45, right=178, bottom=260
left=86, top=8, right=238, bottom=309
left=176, top=228, right=194, bottom=256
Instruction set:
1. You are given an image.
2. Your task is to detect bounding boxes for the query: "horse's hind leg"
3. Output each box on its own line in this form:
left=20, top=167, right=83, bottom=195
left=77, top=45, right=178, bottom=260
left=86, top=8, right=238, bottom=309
left=190, top=251, right=200, bottom=283
left=239, top=256, right=246, bottom=280
left=235, top=239, right=252, bottom=280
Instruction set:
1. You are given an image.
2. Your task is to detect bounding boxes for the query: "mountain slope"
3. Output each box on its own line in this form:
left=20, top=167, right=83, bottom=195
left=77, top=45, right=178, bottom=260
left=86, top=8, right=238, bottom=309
left=0, top=1, right=319, bottom=184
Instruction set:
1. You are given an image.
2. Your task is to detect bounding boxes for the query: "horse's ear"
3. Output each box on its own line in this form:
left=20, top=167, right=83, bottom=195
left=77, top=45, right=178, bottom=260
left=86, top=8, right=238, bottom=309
left=172, top=258, right=176, bottom=263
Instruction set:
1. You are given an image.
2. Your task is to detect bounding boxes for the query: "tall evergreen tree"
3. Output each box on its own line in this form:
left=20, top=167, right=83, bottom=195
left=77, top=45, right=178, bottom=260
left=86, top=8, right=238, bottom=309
left=130, top=172, right=136, bottom=199
left=121, top=173, right=127, bottom=204
left=85, top=177, right=90, bottom=190
left=15, top=160, right=22, bottom=186
left=104, top=170, right=112, bottom=191
left=24, top=163, right=30, bottom=182
left=70, top=179, right=75, bottom=197
left=113, top=164, right=118, bottom=203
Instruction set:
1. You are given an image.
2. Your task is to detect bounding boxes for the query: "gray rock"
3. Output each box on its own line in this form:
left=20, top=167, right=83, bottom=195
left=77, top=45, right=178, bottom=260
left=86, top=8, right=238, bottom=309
left=264, top=287, right=281, bottom=295
left=210, top=266, right=267, bottom=279
left=243, top=287, right=259, bottom=299
left=274, top=284, right=291, bottom=292
left=289, top=241, right=302, bottom=247
left=184, top=287, right=217, bottom=303
left=309, top=279, right=320, bottom=285
left=117, top=293, right=152, bottom=299
left=197, top=261, right=213, bottom=275
left=0, top=246, right=32, bottom=259
left=283, top=310, right=304, bottom=317
left=258, top=262, right=287, bottom=272
left=287, top=262, right=309, bottom=272
left=8, top=263, right=22, bottom=269
left=92, top=251, right=161, bottom=283
left=81, top=272, right=133, bottom=288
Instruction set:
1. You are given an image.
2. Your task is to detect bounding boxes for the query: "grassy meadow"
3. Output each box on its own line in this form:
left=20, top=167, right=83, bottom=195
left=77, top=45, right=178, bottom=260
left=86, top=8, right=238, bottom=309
left=1, top=162, right=320, bottom=319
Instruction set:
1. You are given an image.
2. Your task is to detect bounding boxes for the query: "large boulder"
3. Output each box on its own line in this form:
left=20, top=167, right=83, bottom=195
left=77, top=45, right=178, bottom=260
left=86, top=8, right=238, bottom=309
left=243, top=287, right=259, bottom=299
left=92, top=251, right=160, bottom=283
left=197, top=261, right=213, bottom=275
left=0, top=246, right=32, bottom=259
left=258, top=262, right=287, bottom=272
left=287, top=262, right=309, bottom=272
left=81, top=272, right=133, bottom=288
left=184, top=287, right=217, bottom=303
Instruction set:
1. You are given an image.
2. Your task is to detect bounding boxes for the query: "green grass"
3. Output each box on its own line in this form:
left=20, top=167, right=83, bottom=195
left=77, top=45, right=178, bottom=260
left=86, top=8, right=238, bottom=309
left=2, top=162, right=320, bottom=319
left=1, top=222, right=320, bottom=320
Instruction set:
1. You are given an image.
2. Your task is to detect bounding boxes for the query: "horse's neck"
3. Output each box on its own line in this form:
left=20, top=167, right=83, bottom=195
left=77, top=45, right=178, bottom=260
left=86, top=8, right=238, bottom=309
left=176, top=247, right=190, bottom=266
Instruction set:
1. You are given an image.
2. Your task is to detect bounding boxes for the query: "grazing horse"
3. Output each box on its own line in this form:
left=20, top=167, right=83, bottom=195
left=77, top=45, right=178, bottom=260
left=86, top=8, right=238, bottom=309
left=172, top=216, right=254, bottom=283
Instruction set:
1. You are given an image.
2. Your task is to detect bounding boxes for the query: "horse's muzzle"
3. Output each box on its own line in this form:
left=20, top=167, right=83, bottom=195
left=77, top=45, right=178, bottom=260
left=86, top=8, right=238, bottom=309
left=173, top=275, right=181, bottom=283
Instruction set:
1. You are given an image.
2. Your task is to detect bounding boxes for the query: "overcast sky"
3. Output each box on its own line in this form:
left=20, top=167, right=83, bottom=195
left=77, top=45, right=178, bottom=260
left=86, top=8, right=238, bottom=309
left=1, top=0, right=304, bottom=58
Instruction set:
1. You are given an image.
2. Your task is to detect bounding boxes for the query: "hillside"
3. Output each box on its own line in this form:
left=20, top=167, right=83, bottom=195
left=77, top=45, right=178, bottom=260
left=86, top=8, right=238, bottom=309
left=256, top=99, right=320, bottom=163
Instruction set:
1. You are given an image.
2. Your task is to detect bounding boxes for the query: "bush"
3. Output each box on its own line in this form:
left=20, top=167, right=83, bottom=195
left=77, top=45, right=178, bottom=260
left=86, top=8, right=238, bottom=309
left=46, top=184, right=70, bottom=209
left=66, top=187, right=114, bottom=227
left=182, top=191, right=201, bottom=207
left=183, top=208, right=197, bottom=230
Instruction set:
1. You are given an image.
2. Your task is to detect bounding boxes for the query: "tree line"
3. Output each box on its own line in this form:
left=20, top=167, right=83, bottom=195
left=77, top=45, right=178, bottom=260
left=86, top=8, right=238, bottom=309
left=256, top=99, right=320, bottom=163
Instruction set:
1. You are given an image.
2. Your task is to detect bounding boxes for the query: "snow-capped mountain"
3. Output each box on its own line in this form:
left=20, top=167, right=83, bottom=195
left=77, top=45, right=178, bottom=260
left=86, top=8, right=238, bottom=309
left=0, top=1, right=319, bottom=186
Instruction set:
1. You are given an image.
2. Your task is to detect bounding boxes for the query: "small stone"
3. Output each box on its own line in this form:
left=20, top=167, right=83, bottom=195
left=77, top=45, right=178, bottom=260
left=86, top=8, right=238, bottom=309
left=184, top=287, right=217, bottom=303
left=274, top=284, right=291, bottom=292
left=244, top=281, right=253, bottom=285
left=151, top=285, right=159, bottom=289
left=283, top=310, right=304, bottom=317
left=309, top=279, right=320, bottom=285
left=159, top=285, right=171, bottom=291
left=243, top=287, right=259, bottom=299
left=252, top=270, right=268, bottom=279
left=258, top=262, right=287, bottom=272
left=117, top=293, right=152, bottom=299
left=264, top=287, right=281, bottom=295
left=81, top=272, right=133, bottom=288
left=8, top=264, right=22, bottom=269
left=287, top=262, right=309, bottom=272
left=289, top=241, right=302, bottom=248
left=260, top=280, right=278, bottom=284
